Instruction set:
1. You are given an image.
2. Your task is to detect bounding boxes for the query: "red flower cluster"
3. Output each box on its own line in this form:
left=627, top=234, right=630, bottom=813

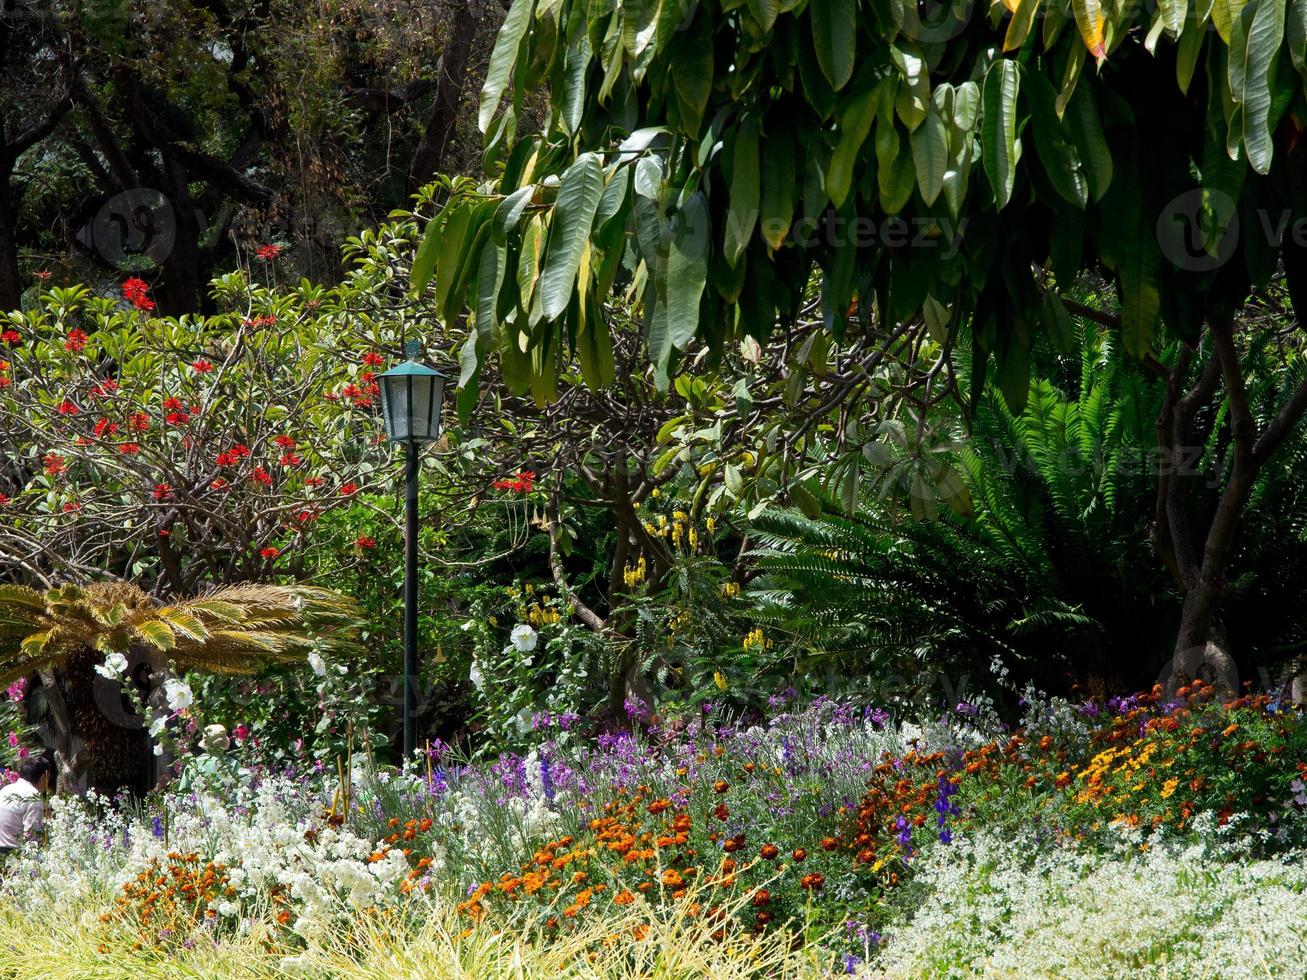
left=215, top=443, right=252, bottom=467
left=128, top=412, right=150, bottom=432
left=241, top=314, right=277, bottom=329
left=119, top=443, right=140, bottom=455
left=122, top=277, right=155, bottom=311
left=64, top=328, right=88, bottom=353
left=43, top=453, right=66, bottom=476
left=252, top=467, right=273, bottom=486
left=273, top=435, right=296, bottom=449
left=152, top=483, right=172, bottom=501
left=339, top=482, right=360, bottom=496
left=336, top=381, right=378, bottom=407
left=57, top=399, right=78, bottom=416
left=260, top=546, right=280, bottom=559
left=493, top=471, right=536, bottom=493
left=255, top=244, right=283, bottom=260
left=89, top=379, right=119, bottom=398
left=362, top=352, right=385, bottom=368
left=355, top=535, right=376, bottom=549
left=192, top=359, right=214, bottom=374
left=93, top=418, right=119, bottom=437
left=1, top=330, right=19, bottom=345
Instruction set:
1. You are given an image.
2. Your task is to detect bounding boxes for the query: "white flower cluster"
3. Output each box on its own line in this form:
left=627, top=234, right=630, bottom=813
left=872, top=828, right=1307, bottom=978
left=0, top=775, right=442, bottom=943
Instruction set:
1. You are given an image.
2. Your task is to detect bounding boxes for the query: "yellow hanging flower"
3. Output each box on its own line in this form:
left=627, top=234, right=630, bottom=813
left=714, top=671, right=728, bottom=691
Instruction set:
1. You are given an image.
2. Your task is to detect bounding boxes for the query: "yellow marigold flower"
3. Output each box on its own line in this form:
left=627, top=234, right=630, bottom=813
left=1160, top=778, right=1179, bottom=799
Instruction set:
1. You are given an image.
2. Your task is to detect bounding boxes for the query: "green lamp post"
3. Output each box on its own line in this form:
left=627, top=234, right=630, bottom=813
left=376, top=340, right=446, bottom=762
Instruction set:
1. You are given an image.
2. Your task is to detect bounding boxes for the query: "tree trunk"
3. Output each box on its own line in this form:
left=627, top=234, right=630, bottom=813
left=0, top=176, right=21, bottom=313
left=64, top=647, right=153, bottom=799
left=1164, top=314, right=1307, bottom=692
left=406, top=5, right=482, bottom=194
left=37, top=669, right=80, bottom=794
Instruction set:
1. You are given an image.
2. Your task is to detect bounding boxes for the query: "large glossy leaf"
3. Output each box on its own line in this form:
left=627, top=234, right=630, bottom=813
left=479, top=0, right=536, bottom=132
left=666, top=192, right=710, bottom=349
left=574, top=246, right=615, bottom=388
left=827, top=85, right=878, bottom=208
left=494, top=186, right=535, bottom=243
left=1072, top=0, right=1107, bottom=61
left=409, top=211, right=445, bottom=296
left=748, top=0, right=780, bottom=31
left=1027, top=70, right=1089, bottom=207
left=982, top=59, right=1021, bottom=210
left=760, top=124, right=796, bottom=252
left=726, top=116, right=762, bottom=263
left=1229, top=0, right=1286, bottom=174
left=1066, top=83, right=1113, bottom=201
left=539, top=152, right=605, bottom=321
left=1004, top=0, right=1043, bottom=52
left=672, top=7, right=714, bottom=132
left=910, top=108, right=950, bottom=206
left=811, top=0, right=857, bottom=91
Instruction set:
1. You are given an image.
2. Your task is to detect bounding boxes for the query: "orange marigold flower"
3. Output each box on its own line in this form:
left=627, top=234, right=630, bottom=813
left=661, top=869, right=684, bottom=888
left=751, top=888, right=771, bottom=907
left=791, top=848, right=807, bottom=862
left=713, top=779, right=729, bottom=794
left=800, top=873, right=824, bottom=891
left=613, top=889, right=636, bottom=906
left=759, top=843, right=779, bottom=860
left=820, top=836, right=839, bottom=852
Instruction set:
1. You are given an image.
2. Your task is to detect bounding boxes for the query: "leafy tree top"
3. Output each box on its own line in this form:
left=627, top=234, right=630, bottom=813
left=425, top=0, right=1307, bottom=412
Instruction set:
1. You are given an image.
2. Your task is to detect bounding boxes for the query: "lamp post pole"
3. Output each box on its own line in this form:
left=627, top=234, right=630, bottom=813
left=403, top=439, right=420, bottom=761
left=377, top=340, right=445, bottom=768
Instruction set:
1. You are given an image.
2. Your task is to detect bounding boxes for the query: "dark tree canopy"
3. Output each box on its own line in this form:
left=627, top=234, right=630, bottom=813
left=415, top=0, right=1307, bottom=686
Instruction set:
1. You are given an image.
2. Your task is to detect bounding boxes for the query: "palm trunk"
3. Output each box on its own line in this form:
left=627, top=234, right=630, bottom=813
left=37, top=669, right=80, bottom=794
left=64, top=647, right=152, bottom=799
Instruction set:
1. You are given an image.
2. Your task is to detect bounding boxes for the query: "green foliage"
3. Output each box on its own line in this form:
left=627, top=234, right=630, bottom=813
left=428, top=0, right=1307, bottom=407
left=747, top=326, right=1175, bottom=692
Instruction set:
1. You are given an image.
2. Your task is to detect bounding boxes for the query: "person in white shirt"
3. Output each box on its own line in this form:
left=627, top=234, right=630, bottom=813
left=0, top=755, right=54, bottom=855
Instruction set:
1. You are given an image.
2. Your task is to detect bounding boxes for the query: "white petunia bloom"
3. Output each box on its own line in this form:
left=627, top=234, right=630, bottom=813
left=94, top=652, right=129, bottom=679
left=510, top=624, right=538, bottom=653
left=307, top=651, right=327, bottom=676
left=163, top=678, right=193, bottom=711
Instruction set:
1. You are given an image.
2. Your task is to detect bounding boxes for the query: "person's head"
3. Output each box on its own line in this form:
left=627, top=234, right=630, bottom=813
left=200, top=724, right=229, bottom=755
left=18, top=755, right=55, bottom=793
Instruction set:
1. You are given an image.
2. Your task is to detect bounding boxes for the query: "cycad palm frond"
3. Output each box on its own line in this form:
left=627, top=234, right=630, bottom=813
left=0, top=581, right=361, bottom=685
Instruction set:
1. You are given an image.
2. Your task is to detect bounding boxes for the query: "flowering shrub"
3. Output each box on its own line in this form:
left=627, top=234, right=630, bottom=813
left=0, top=690, right=1302, bottom=975
left=0, top=277, right=405, bottom=590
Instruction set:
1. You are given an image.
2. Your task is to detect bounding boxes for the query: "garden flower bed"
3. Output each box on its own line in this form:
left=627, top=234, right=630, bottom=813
left=1, top=684, right=1304, bottom=977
